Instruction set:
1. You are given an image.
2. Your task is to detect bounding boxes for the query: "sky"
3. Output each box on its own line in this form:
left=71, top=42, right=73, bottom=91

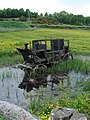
left=0, top=0, right=90, bottom=16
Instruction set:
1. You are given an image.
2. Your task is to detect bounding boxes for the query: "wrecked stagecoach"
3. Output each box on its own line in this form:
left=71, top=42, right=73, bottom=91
left=17, top=39, right=73, bottom=70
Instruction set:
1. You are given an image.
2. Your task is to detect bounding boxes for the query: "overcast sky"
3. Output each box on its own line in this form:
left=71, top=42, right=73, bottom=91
left=0, top=0, right=90, bottom=16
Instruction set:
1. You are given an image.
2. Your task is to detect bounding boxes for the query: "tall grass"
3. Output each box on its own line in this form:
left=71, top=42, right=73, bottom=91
left=0, top=21, right=29, bottom=28
left=28, top=58, right=90, bottom=120
left=0, top=115, right=9, bottom=120
left=0, top=28, right=90, bottom=55
left=0, top=55, right=23, bottom=67
left=41, top=59, right=90, bottom=75
left=0, top=28, right=90, bottom=66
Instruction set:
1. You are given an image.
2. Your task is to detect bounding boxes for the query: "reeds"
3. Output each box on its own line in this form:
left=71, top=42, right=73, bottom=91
left=37, top=59, right=90, bottom=74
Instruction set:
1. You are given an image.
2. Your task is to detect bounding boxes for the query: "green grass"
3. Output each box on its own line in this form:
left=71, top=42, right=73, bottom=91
left=0, top=115, right=9, bottom=120
left=0, top=27, right=90, bottom=119
left=0, top=28, right=90, bottom=66
left=0, top=55, right=23, bottom=67
left=28, top=59, right=90, bottom=120
left=47, top=59, right=90, bottom=74
left=0, top=21, right=31, bottom=32
left=0, top=28, right=90, bottom=54
left=0, top=21, right=29, bottom=28
left=0, top=116, right=4, bottom=120
left=29, top=83, right=90, bottom=120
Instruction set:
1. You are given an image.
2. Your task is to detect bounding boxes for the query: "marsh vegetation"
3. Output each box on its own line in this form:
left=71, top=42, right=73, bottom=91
left=0, top=27, right=90, bottom=120
left=0, top=59, right=90, bottom=120
left=0, top=28, right=90, bottom=67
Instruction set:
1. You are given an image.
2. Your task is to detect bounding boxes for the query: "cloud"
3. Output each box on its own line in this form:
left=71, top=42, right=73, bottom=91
left=0, top=0, right=90, bottom=16
left=0, top=0, right=60, bottom=13
left=56, top=0, right=90, bottom=16
left=74, top=4, right=90, bottom=16
left=59, top=0, right=90, bottom=7
left=23, top=0, right=62, bottom=14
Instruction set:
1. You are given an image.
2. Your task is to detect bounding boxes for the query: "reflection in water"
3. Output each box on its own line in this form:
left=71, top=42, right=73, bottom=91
left=19, top=69, right=65, bottom=92
left=19, top=69, right=90, bottom=93
left=0, top=67, right=29, bottom=109
left=68, top=70, right=90, bottom=88
left=0, top=66, right=90, bottom=109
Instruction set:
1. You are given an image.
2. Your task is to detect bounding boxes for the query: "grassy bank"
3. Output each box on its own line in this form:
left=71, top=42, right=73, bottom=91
left=1, top=21, right=90, bottom=30
left=0, top=21, right=29, bottom=28
left=0, top=28, right=90, bottom=53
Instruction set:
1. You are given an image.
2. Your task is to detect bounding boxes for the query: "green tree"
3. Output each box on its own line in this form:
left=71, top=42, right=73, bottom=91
left=85, top=17, right=90, bottom=25
left=40, top=13, right=43, bottom=17
left=11, top=9, right=19, bottom=17
left=25, top=9, right=31, bottom=20
left=76, top=15, right=85, bottom=25
left=1, top=9, right=7, bottom=18
left=0, top=10, right=3, bottom=18
left=44, top=12, right=48, bottom=18
left=5, top=8, right=12, bottom=18
left=32, top=12, right=38, bottom=18
left=18, top=8, right=24, bottom=17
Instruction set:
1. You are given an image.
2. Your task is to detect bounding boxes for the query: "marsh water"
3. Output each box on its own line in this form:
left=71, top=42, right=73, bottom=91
left=0, top=66, right=90, bottom=109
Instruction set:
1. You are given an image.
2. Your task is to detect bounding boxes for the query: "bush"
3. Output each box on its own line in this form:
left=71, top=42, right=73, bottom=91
left=31, top=18, right=58, bottom=25
left=0, top=18, right=4, bottom=21
left=19, top=16, right=27, bottom=21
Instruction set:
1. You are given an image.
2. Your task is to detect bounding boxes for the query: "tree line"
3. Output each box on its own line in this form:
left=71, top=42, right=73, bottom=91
left=0, top=8, right=90, bottom=25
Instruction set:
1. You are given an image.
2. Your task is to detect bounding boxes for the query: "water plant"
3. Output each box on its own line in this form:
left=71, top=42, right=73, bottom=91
left=34, top=59, right=90, bottom=75
left=28, top=59, right=90, bottom=120
left=29, top=82, right=90, bottom=120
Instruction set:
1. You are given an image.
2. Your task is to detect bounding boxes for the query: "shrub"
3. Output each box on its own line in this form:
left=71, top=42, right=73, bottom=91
left=19, top=16, right=27, bottom=21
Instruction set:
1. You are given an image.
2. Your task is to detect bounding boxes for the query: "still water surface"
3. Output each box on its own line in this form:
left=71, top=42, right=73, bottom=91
left=0, top=66, right=89, bottom=109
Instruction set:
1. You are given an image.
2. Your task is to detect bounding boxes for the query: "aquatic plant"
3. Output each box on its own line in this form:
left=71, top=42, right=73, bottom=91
left=29, top=63, right=90, bottom=120
left=29, top=85, right=90, bottom=120
left=44, top=59, right=90, bottom=74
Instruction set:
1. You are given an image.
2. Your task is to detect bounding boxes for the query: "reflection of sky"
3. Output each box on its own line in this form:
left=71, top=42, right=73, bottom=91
left=68, top=70, right=90, bottom=88
left=0, top=67, right=30, bottom=109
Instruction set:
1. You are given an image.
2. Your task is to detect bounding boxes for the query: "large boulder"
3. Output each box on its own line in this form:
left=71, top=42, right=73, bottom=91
left=0, top=100, right=37, bottom=120
left=49, top=107, right=87, bottom=120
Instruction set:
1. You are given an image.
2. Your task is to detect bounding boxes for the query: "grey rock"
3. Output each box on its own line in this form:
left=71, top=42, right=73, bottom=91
left=49, top=107, right=87, bottom=120
left=0, top=100, right=37, bottom=120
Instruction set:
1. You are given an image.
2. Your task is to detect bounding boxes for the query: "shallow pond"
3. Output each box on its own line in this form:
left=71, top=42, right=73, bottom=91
left=0, top=66, right=90, bottom=109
